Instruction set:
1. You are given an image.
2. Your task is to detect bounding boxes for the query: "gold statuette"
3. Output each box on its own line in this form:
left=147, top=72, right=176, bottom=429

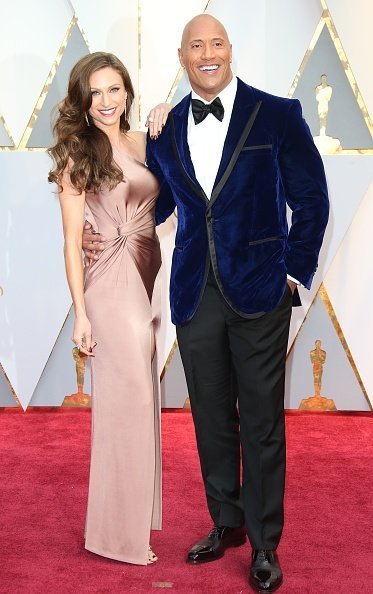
left=183, top=396, right=191, bottom=409
left=62, top=347, right=91, bottom=407
left=299, top=340, right=336, bottom=411
left=313, top=74, right=342, bottom=154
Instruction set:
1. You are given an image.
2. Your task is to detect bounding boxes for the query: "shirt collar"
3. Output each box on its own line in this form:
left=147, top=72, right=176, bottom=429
left=190, top=76, right=237, bottom=112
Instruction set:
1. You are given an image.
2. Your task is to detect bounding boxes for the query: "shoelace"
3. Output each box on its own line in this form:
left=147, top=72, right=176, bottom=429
left=208, top=526, right=223, bottom=538
left=256, top=549, right=272, bottom=563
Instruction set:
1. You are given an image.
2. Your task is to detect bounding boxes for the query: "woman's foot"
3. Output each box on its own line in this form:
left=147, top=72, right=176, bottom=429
left=148, top=545, right=158, bottom=564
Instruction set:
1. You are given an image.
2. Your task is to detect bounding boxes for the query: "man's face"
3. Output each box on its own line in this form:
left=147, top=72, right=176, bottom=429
left=179, top=16, right=233, bottom=102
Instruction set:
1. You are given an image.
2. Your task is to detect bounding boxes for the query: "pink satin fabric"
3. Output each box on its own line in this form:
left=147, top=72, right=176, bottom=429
left=83, top=150, right=162, bottom=565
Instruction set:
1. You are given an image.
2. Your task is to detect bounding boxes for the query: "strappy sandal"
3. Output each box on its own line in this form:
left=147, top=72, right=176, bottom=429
left=147, top=545, right=158, bottom=564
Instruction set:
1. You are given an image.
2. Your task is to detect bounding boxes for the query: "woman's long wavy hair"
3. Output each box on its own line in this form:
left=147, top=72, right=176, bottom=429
left=48, top=52, right=134, bottom=193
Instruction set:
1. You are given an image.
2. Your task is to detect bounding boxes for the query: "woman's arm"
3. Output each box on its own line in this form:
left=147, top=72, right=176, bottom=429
left=58, top=168, right=96, bottom=356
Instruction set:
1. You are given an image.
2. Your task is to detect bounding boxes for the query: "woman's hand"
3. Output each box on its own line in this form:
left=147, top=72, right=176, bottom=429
left=146, top=103, right=172, bottom=139
left=73, top=315, right=96, bottom=356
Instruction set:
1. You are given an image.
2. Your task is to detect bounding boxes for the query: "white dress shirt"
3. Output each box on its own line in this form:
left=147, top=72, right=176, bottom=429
left=188, top=76, right=237, bottom=199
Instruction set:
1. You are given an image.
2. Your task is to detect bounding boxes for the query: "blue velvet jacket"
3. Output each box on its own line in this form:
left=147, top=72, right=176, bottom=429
left=146, top=78, right=329, bottom=326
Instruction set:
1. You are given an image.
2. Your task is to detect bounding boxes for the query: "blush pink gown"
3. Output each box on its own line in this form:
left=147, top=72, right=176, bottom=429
left=83, top=147, right=162, bottom=565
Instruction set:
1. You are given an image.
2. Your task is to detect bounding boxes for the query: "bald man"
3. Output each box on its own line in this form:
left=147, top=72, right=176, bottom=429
left=83, top=14, right=329, bottom=592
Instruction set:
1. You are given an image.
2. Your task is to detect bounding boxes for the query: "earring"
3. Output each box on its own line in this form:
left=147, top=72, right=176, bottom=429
left=121, top=105, right=127, bottom=125
left=85, top=112, right=90, bottom=126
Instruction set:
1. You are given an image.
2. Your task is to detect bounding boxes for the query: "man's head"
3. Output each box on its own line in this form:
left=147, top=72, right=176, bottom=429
left=179, top=14, right=233, bottom=102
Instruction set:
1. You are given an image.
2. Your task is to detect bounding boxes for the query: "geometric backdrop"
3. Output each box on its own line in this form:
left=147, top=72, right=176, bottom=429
left=0, top=0, right=372, bottom=410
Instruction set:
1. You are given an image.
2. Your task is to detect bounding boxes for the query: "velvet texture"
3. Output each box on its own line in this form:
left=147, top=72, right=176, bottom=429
left=147, top=79, right=329, bottom=326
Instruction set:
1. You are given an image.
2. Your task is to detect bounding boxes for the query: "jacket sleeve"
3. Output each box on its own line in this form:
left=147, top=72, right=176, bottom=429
left=146, top=134, right=176, bottom=226
left=279, top=99, right=329, bottom=289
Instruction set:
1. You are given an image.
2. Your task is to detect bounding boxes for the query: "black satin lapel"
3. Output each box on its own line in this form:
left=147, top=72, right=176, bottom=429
left=170, top=111, right=208, bottom=203
left=209, top=100, right=262, bottom=207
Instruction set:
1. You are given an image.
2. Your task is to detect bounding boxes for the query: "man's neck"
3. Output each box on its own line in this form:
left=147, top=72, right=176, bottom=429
left=191, top=74, right=234, bottom=102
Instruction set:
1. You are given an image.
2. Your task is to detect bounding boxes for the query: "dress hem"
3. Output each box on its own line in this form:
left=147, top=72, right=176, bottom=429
left=85, top=543, right=149, bottom=566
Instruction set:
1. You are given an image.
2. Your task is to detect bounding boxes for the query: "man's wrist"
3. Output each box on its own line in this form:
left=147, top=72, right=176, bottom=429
left=287, top=274, right=302, bottom=287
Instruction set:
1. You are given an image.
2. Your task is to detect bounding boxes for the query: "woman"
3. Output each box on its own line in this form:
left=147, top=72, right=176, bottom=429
left=48, top=52, right=170, bottom=565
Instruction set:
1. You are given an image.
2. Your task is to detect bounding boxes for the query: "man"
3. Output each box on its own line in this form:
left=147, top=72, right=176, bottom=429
left=83, top=14, right=329, bottom=592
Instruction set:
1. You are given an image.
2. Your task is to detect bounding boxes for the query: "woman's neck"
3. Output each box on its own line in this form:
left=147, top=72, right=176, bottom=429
left=107, top=128, right=122, bottom=150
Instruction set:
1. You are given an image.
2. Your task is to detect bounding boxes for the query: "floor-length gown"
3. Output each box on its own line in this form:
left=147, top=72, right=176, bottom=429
left=83, top=146, right=162, bottom=565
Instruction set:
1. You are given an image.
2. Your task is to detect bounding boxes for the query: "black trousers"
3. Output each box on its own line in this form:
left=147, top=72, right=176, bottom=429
left=176, top=269, right=292, bottom=550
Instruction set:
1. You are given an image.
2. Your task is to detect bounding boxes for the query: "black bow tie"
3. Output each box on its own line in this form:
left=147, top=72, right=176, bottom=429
left=191, top=97, right=224, bottom=125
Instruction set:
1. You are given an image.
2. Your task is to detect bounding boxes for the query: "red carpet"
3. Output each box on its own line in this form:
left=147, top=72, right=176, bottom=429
left=0, top=410, right=372, bottom=593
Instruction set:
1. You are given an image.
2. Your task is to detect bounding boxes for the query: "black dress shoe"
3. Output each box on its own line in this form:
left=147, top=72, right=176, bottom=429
left=187, top=525, right=246, bottom=564
left=249, top=549, right=283, bottom=592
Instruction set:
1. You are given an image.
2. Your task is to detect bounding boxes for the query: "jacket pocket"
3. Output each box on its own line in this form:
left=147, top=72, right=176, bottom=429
left=248, top=235, right=284, bottom=246
left=241, top=144, right=273, bottom=151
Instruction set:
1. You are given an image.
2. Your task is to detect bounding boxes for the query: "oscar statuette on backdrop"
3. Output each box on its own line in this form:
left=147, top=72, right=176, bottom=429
left=183, top=396, right=191, bottom=409
left=313, top=74, right=342, bottom=154
left=299, top=340, right=337, bottom=410
left=62, top=347, right=91, bottom=407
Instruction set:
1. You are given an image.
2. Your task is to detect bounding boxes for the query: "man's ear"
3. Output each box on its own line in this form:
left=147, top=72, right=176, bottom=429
left=178, top=47, right=184, bottom=68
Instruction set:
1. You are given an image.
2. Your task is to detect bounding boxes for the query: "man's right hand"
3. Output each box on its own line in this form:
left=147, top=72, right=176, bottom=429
left=82, top=221, right=106, bottom=262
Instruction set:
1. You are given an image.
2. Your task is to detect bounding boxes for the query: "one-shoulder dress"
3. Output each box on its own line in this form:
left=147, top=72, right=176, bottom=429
left=83, top=146, right=162, bottom=565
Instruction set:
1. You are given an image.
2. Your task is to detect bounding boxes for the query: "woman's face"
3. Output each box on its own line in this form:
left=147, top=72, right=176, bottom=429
left=88, top=66, right=127, bottom=131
